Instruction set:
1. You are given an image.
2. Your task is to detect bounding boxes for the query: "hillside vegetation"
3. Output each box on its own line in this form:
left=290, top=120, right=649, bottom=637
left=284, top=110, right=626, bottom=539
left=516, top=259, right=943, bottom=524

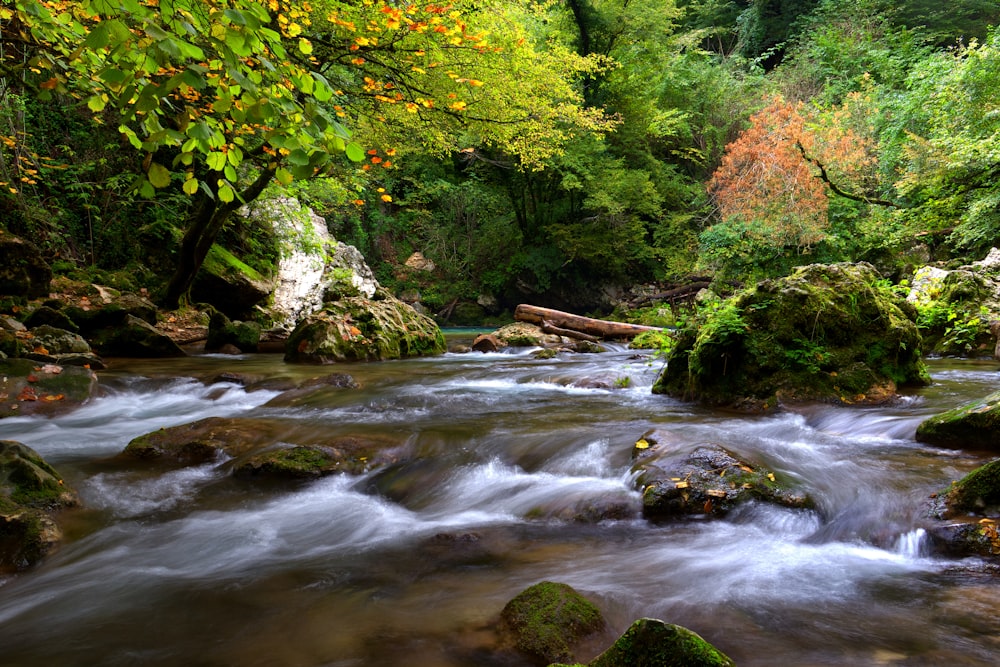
left=3, top=0, right=1000, bottom=315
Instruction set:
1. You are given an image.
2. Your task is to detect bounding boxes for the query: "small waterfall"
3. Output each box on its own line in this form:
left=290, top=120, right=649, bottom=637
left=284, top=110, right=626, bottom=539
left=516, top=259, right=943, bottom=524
left=893, top=528, right=928, bottom=558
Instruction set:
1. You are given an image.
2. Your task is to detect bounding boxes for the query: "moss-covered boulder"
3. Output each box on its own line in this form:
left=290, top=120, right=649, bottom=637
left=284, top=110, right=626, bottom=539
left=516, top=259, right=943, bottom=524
left=925, top=459, right=1000, bottom=558
left=654, top=263, right=929, bottom=410
left=123, top=416, right=408, bottom=477
left=205, top=310, right=261, bottom=353
left=0, top=232, right=51, bottom=299
left=938, top=459, right=1000, bottom=517
left=633, top=432, right=811, bottom=519
left=498, top=581, right=606, bottom=664
left=551, top=617, right=735, bottom=667
left=0, top=441, right=79, bottom=572
left=0, top=358, right=100, bottom=419
left=285, top=294, right=445, bottom=363
left=191, top=243, right=275, bottom=320
left=915, top=391, right=1000, bottom=450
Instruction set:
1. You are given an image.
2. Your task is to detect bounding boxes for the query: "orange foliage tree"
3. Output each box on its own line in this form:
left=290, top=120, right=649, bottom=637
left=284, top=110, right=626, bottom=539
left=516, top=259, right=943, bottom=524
left=707, top=95, right=874, bottom=251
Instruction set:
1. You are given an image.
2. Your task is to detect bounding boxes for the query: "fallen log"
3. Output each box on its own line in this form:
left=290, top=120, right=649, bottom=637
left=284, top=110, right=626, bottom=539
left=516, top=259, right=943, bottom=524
left=514, top=304, right=662, bottom=340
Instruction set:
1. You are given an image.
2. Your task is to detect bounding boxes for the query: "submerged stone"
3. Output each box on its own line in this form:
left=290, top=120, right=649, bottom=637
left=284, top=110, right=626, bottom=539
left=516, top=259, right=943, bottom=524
left=0, top=358, right=99, bottom=419
left=654, top=262, right=928, bottom=410
left=498, top=581, right=606, bottom=664
left=123, top=416, right=408, bottom=477
left=915, top=390, right=1000, bottom=450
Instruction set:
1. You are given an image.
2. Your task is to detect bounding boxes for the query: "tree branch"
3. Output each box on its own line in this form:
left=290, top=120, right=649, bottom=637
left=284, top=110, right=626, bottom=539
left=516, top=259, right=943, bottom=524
left=796, top=141, right=902, bottom=208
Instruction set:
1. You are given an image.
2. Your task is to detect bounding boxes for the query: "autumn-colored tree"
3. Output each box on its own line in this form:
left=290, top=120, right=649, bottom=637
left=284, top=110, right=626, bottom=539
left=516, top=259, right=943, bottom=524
left=707, top=95, right=874, bottom=253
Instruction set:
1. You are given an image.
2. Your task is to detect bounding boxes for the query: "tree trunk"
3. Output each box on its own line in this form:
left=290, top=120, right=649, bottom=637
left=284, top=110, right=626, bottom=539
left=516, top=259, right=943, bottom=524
left=514, top=304, right=663, bottom=340
left=161, top=165, right=276, bottom=309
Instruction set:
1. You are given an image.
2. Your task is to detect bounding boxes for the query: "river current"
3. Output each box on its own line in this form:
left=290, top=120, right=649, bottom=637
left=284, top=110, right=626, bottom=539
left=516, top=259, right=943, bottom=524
left=1, top=339, right=999, bottom=666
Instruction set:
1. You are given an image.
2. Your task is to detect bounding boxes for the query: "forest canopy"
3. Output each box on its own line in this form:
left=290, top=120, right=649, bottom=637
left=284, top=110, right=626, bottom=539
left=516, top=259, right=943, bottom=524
left=3, top=0, right=1000, bottom=312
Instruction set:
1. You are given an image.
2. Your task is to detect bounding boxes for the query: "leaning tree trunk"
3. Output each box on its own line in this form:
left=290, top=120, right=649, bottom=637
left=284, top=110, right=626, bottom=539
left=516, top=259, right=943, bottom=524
left=161, top=166, right=275, bottom=309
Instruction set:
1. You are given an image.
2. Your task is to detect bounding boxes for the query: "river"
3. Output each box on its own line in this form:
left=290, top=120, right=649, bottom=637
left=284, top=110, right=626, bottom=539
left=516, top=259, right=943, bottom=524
left=0, top=339, right=998, bottom=666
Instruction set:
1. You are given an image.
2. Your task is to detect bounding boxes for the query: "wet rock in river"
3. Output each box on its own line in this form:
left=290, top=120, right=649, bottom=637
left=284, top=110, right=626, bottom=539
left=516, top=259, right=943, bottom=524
left=633, top=430, right=811, bottom=519
left=654, top=262, right=929, bottom=411
left=284, top=293, right=445, bottom=363
left=123, top=416, right=409, bottom=477
left=498, top=581, right=606, bottom=665
left=0, top=441, right=79, bottom=572
left=0, top=358, right=100, bottom=419
left=915, top=390, right=1000, bottom=450
left=550, top=617, right=735, bottom=667
left=925, top=458, right=1000, bottom=559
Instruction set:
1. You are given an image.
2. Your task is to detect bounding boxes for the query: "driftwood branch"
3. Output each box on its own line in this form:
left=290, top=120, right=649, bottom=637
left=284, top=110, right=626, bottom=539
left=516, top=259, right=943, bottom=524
left=540, top=320, right=602, bottom=342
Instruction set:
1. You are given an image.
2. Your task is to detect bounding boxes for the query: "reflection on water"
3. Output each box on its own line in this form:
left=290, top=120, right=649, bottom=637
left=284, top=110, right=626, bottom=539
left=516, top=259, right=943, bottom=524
left=0, top=352, right=999, bottom=666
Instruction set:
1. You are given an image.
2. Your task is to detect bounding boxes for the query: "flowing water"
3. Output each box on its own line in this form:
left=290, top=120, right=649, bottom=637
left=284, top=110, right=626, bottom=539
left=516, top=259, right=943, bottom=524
left=1, top=339, right=999, bottom=666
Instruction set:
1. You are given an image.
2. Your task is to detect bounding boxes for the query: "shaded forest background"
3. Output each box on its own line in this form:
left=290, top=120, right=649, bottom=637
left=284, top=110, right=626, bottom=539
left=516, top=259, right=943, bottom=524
left=4, top=0, right=1000, bottom=318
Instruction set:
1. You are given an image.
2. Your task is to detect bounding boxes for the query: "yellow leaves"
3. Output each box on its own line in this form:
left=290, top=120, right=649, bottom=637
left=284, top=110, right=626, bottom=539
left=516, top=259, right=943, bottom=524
left=380, top=194, right=392, bottom=203
left=449, top=101, right=467, bottom=111
left=634, top=438, right=649, bottom=450
left=0, top=7, right=13, bottom=19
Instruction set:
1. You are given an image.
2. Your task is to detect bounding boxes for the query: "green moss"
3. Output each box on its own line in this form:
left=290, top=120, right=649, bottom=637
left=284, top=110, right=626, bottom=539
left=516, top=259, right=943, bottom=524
left=500, top=581, right=605, bottom=664
left=915, top=390, right=1000, bottom=449
left=943, top=458, right=1000, bottom=514
left=587, top=618, right=735, bottom=667
left=202, top=244, right=267, bottom=282
left=654, top=263, right=928, bottom=408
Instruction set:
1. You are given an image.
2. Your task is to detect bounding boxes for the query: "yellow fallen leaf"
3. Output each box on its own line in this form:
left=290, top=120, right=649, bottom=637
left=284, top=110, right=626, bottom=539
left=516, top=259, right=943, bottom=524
left=674, top=481, right=689, bottom=489
left=705, top=489, right=727, bottom=498
left=634, top=438, right=649, bottom=449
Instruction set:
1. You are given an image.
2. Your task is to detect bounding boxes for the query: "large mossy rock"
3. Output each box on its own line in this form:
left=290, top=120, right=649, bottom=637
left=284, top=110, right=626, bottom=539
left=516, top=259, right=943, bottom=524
left=654, top=263, right=929, bottom=410
left=0, top=441, right=79, bottom=572
left=633, top=432, right=810, bottom=519
left=122, top=415, right=409, bottom=477
left=191, top=244, right=275, bottom=320
left=284, top=294, right=445, bottom=363
left=0, top=232, right=51, bottom=299
left=551, top=618, right=735, bottom=667
left=498, top=581, right=606, bottom=665
left=0, top=358, right=100, bottom=419
left=915, top=390, right=1000, bottom=450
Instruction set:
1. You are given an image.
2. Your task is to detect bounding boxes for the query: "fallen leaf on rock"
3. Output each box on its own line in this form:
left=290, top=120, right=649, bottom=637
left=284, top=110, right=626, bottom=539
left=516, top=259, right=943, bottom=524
left=32, top=346, right=49, bottom=355
left=40, top=364, right=63, bottom=374
left=42, top=394, right=65, bottom=402
left=634, top=438, right=649, bottom=449
left=18, top=387, right=38, bottom=401
left=26, top=374, right=38, bottom=382
left=706, top=489, right=727, bottom=498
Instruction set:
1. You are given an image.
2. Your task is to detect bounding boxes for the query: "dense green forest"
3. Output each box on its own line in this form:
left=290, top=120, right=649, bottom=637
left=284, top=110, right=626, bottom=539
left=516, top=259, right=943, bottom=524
left=3, top=0, right=1000, bottom=317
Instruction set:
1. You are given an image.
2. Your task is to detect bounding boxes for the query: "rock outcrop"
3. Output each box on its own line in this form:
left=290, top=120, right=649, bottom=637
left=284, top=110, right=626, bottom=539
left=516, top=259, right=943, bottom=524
left=654, top=262, right=929, bottom=410
left=0, top=358, right=99, bottom=419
